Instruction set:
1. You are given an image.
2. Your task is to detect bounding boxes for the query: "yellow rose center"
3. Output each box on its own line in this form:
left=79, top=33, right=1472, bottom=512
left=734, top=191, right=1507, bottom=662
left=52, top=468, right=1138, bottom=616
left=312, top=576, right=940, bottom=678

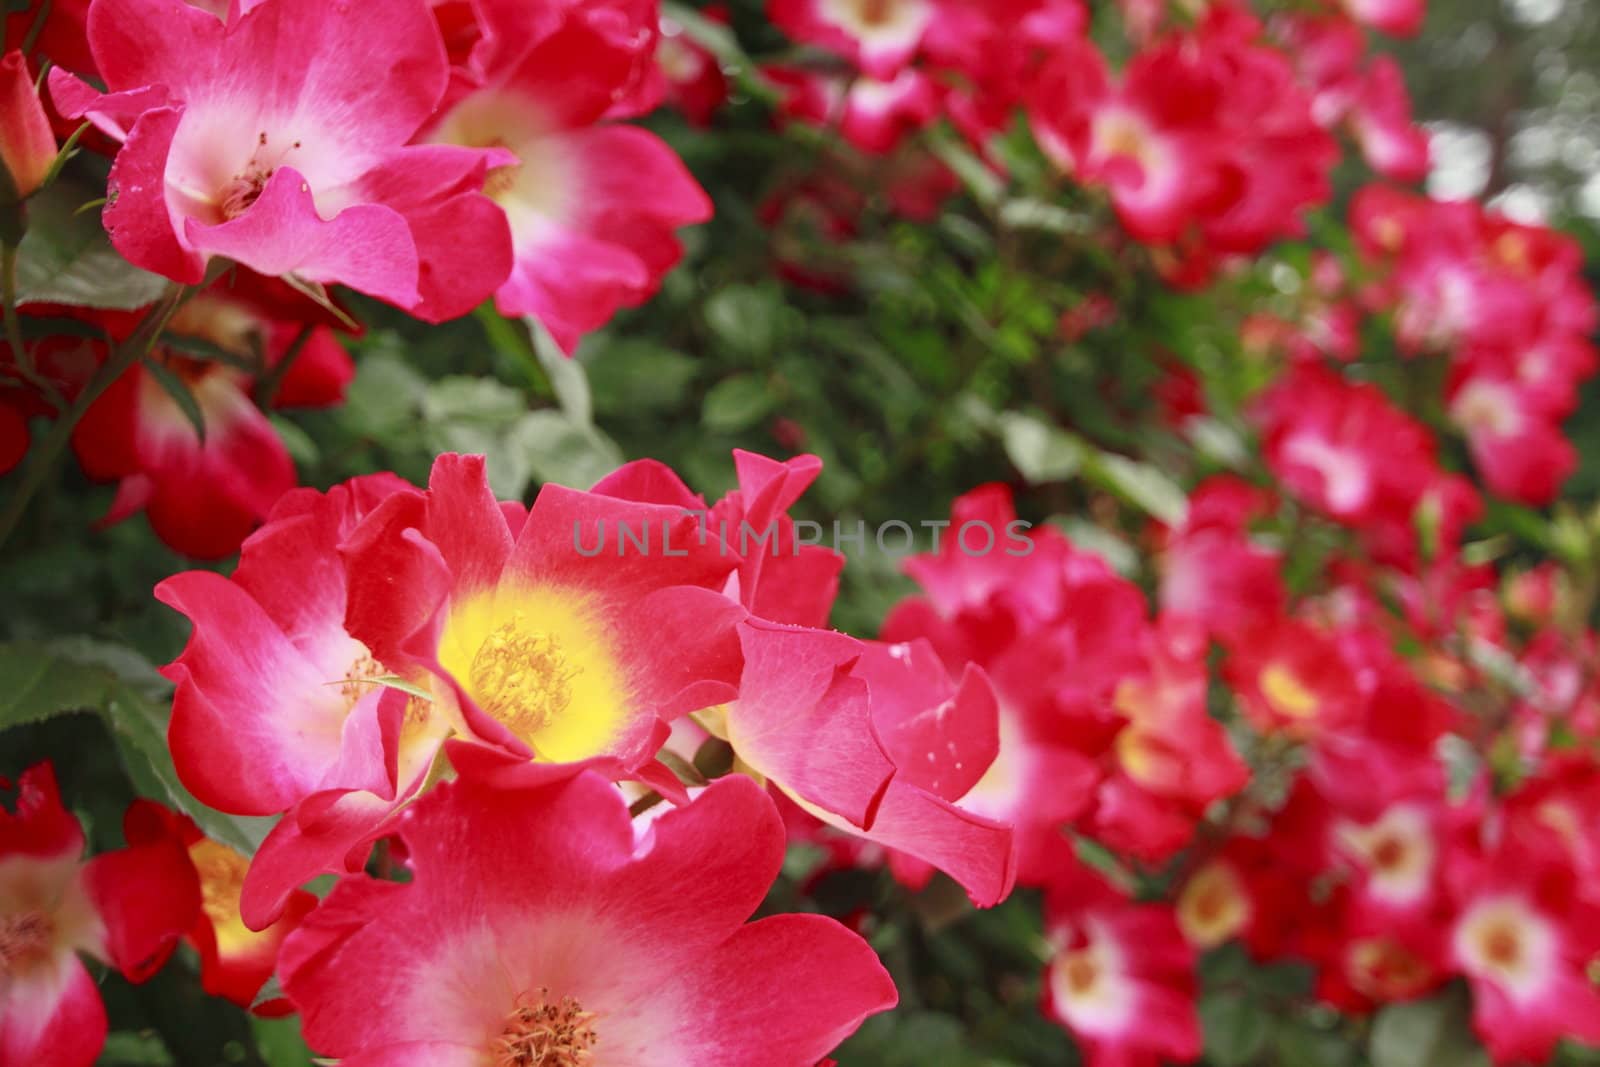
left=469, top=612, right=583, bottom=741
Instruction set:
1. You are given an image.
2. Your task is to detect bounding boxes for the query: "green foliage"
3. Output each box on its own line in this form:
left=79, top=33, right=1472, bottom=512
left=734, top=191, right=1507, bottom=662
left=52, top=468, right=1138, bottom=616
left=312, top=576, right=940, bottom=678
left=1369, top=989, right=1492, bottom=1067
left=13, top=181, right=167, bottom=309
left=0, top=638, right=270, bottom=853
left=1200, top=992, right=1272, bottom=1067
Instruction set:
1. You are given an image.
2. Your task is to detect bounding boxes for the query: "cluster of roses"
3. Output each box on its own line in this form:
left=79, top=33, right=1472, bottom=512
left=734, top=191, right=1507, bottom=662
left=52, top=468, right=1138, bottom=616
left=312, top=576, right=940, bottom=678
left=767, top=453, right=1600, bottom=1066
left=1158, top=482, right=1600, bottom=1067
left=755, top=0, right=1599, bottom=511
left=9, top=447, right=1047, bottom=1065
left=1356, top=186, right=1599, bottom=506
left=1, top=0, right=710, bottom=554
left=17, top=439, right=1600, bottom=1065
left=756, top=0, right=1427, bottom=283
left=1231, top=186, right=1597, bottom=513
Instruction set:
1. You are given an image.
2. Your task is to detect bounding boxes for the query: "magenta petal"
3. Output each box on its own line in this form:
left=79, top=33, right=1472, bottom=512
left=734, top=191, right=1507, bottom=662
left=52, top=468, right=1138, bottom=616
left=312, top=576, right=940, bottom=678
left=240, top=789, right=402, bottom=930
left=734, top=449, right=823, bottom=519
left=217, top=0, right=448, bottom=150
left=355, top=146, right=513, bottom=322
left=341, top=502, right=455, bottom=672
left=855, top=779, right=1017, bottom=907
left=336, top=1045, right=485, bottom=1067
left=592, top=458, right=706, bottom=510
left=564, top=124, right=713, bottom=226
left=419, top=453, right=514, bottom=600
left=686, top=914, right=897, bottom=1061
left=156, top=570, right=351, bottom=814
left=104, top=106, right=206, bottom=283
left=730, top=620, right=895, bottom=830
left=86, top=0, right=225, bottom=93
left=858, top=642, right=1000, bottom=803
left=497, top=223, right=651, bottom=352
left=394, top=191, right=511, bottom=323
left=81, top=837, right=201, bottom=982
left=184, top=166, right=420, bottom=305
left=0, top=952, right=108, bottom=1067
left=46, top=70, right=170, bottom=141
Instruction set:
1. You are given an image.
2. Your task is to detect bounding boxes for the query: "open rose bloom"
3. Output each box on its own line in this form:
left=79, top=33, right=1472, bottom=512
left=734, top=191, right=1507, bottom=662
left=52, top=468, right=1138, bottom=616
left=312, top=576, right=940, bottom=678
left=281, top=773, right=897, bottom=1065
left=0, top=766, right=199, bottom=1067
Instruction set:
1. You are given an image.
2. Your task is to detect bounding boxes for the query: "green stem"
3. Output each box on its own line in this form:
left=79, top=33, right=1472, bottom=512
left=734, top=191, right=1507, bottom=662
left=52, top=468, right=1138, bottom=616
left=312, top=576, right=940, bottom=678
left=2, top=243, right=27, bottom=370
left=0, top=282, right=189, bottom=551
left=21, top=0, right=52, bottom=57
left=252, top=322, right=314, bottom=408
left=0, top=241, right=65, bottom=411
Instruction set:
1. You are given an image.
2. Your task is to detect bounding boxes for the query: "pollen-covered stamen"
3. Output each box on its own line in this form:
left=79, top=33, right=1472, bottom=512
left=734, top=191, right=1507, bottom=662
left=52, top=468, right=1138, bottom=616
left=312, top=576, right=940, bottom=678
left=480, top=139, right=524, bottom=200
left=857, top=0, right=895, bottom=25
left=220, top=131, right=305, bottom=220
left=1258, top=663, right=1318, bottom=720
left=484, top=162, right=523, bottom=200
left=1060, top=949, right=1100, bottom=996
left=469, top=612, right=582, bottom=742
left=0, top=910, right=55, bottom=974
left=339, top=651, right=388, bottom=707
left=336, top=651, right=432, bottom=725
left=221, top=164, right=273, bottom=220
left=1177, top=863, right=1248, bottom=948
left=189, top=838, right=249, bottom=930
left=1481, top=921, right=1524, bottom=971
left=1369, top=833, right=1406, bottom=871
left=493, top=987, right=599, bottom=1067
left=1456, top=897, right=1554, bottom=1000
left=821, top=0, right=923, bottom=36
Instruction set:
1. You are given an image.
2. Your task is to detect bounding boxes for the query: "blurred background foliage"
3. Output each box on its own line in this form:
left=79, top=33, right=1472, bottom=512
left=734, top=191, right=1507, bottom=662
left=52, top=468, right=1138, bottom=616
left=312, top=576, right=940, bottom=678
left=3, top=0, right=1600, bottom=1063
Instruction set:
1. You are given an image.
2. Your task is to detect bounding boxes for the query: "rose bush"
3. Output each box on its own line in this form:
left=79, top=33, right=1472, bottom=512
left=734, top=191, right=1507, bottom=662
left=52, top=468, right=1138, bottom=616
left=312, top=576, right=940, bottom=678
left=2, top=0, right=1599, bottom=1064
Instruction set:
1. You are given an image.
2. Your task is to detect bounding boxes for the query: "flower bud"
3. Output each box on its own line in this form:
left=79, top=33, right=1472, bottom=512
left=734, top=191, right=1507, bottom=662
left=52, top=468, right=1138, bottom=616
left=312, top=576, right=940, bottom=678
left=0, top=51, right=57, bottom=202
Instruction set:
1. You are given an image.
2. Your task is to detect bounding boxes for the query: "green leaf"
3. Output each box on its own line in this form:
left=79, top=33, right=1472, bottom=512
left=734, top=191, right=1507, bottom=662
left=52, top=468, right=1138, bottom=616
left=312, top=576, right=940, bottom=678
left=505, top=410, right=624, bottom=492
left=655, top=748, right=707, bottom=788
left=421, top=376, right=531, bottom=495
left=1085, top=451, right=1189, bottom=525
left=331, top=674, right=433, bottom=703
left=1369, top=989, right=1490, bottom=1067
left=1482, top=497, right=1552, bottom=549
left=99, top=1031, right=177, bottom=1066
left=833, top=1010, right=983, bottom=1067
left=278, top=273, right=358, bottom=329
left=929, top=133, right=1004, bottom=207
left=422, top=375, right=527, bottom=427
left=661, top=1, right=750, bottom=69
left=529, top=318, right=593, bottom=425
left=268, top=413, right=319, bottom=467
left=1201, top=992, right=1271, bottom=1067
left=0, top=639, right=271, bottom=855
left=701, top=374, right=774, bottom=433
left=14, top=181, right=168, bottom=309
left=1187, top=416, right=1251, bottom=468
left=1275, top=1022, right=1360, bottom=1067
left=1048, top=517, right=1139, bottom=576
left=586, top=339, right=699, bottom=415
left=998, top=197, right=1092, bottom=234
left=999, top=412, right=1084, bottom=484
left=0, top=638, right=132, bottom=731
left=705, top=286, right=780, bottom=356
left=249, top=976, right=286, bottom=1012
left=157, top=330, right=259, bottom=371
left=142, top=357, right=207, bottom=444
left=342, top=349, right=427, bottom=440
left=251, top=1014, right=314, bottom=1067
